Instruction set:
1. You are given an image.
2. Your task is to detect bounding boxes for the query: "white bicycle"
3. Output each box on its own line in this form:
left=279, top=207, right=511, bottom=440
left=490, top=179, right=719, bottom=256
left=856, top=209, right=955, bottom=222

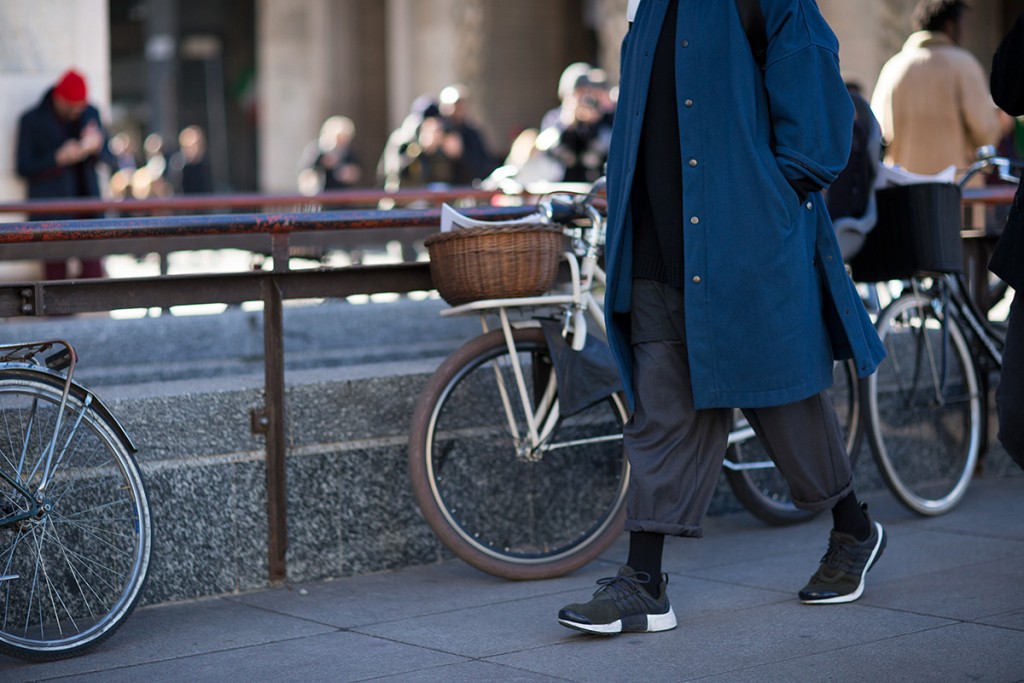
left=408, top=189, right=860, bottom=579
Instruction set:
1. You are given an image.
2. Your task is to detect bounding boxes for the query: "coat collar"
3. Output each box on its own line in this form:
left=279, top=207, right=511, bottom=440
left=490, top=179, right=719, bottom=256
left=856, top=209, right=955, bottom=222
left=903, top=30, right=956, bottom=50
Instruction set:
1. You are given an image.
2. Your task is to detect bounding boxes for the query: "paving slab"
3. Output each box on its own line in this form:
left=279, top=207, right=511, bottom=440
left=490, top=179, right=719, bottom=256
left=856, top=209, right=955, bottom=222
left=0, top=597, right=336, bottom=683
left=38, top=631, right=468, bottom=683
left=487, top=601, right=953, bottom=683
left=692, top=622, right=1024, bottom=683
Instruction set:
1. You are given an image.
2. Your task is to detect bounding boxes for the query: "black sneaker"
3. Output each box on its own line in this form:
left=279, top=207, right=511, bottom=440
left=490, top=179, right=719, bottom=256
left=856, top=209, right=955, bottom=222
left=558, top=565, right=677, bottom=635
left=799, top=517, right=886, bottom=604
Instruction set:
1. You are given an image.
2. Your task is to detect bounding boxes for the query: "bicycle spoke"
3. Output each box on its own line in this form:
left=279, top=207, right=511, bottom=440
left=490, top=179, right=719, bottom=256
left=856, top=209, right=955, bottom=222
left=868, top=293, right=981, bottom=515
left=411, top=328, right=628, bottom=576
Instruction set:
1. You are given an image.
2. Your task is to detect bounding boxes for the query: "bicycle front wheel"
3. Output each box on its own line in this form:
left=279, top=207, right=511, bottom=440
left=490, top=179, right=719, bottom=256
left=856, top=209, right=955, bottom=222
left=0, top=369, right=151, bottom=661
left=866, top=292, right=982, bottom=515
left=408, top=327, right=628, bottom=580
left=725, top=359, right=863, bottom=526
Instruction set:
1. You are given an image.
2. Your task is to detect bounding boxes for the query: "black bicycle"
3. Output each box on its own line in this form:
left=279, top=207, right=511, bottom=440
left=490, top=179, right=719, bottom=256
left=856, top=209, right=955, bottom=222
left=861, top=147, right=1019, bottom=515
left=0, top=341, right=151, bottom=661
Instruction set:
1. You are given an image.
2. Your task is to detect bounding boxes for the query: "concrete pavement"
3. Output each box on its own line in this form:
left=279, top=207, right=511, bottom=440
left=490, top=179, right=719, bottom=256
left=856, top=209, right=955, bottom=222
left=2, top=471, right=1022, bottom=682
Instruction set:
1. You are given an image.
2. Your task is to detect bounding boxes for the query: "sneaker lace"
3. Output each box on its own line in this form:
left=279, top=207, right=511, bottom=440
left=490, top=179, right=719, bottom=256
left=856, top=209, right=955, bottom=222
left=594, top=571, right=652, bottom=598
left=820, top=535, right=859, bottom=573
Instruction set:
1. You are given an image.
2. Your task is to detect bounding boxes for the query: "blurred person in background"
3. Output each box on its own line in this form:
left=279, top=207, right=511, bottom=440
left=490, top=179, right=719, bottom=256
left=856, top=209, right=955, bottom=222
left=438, top=84, right=496, bottom=186
left=169, top=125, right=214, bottom=194
left=397, top=113, right=461, bottom=188
left=539, top=70, right=614, bottom=183
left=16, top=68, right=115, bottom=280
left=378, top=95, right=440, bottom=191
left=298, top=116, right=362, bottom=195
left=870, top=0, right=1000, bottom=175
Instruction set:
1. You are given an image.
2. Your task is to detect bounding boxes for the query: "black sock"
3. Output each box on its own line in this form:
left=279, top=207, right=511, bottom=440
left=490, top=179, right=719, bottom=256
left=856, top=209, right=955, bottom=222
left=626, top=531, right=665, bottom=597
left=831, top=492, right=871, bottom=541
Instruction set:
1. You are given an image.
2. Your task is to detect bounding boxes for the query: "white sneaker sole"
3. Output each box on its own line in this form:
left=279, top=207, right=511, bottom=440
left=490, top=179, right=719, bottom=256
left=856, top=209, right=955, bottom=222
left=801, top=522, right=885, bottom=605
left=559, top=607, right=678, bottom=634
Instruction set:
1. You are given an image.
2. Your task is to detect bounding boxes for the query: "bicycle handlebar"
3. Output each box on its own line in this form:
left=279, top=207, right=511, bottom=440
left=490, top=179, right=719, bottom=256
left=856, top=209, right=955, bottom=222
left=959, top=145, right=1024, bottom=187
left=534, top=179, right=608, bottom=258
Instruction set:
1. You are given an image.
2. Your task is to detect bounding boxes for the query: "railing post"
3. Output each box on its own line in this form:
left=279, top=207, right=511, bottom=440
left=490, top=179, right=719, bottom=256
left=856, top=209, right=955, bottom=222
left=262, top=276, right=288, bottom=582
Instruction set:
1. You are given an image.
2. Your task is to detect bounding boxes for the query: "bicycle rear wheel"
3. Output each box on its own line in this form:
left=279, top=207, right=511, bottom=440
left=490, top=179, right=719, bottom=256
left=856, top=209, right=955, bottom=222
left=725, top=359, right=863, bottom=526
left=866, top=292, right=981, bottom=515
left=0, top=369, right=151, bottom=661
left=408, top=327, right=628, bottom=580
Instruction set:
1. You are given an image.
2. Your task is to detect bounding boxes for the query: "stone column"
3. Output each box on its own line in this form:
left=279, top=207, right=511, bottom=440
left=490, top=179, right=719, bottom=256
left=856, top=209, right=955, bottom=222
left=144, top=0, right=179, bottom=147
left=594, top=0, right=628, bottom=84
left=0, top=0, right=111, bottom=212
left=256, top=0, right=332, bottom=193
left=385, top=0, right=459, bottom=131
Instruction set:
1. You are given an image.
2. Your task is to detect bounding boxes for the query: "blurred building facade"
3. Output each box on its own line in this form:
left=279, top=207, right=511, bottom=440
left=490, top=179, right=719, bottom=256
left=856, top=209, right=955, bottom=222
left=2, top=0, right=1023, bottom=200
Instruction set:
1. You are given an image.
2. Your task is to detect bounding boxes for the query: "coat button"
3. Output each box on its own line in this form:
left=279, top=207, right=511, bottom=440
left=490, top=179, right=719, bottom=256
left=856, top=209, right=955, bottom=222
left=689, top=158, right=698, bottom=167
left=680, top=39, right=689, bottom=48
left=690, top=216, right=699, bottom=224
left=692, top=276, right=702, bottom=284
left=806, top=201, right=813, bottom=210
left=684, top=99, right=694, bottom=107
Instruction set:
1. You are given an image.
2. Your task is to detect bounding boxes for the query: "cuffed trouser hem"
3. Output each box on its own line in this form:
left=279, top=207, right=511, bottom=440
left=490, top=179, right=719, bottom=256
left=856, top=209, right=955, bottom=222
left=790, top=476, right=855, bottom=512
left=624, top=519, right=704, bottom=538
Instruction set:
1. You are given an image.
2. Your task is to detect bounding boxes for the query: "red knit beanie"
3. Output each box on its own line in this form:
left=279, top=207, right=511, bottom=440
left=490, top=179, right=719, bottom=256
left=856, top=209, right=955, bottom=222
left=53, top=69, right=88, bottom=104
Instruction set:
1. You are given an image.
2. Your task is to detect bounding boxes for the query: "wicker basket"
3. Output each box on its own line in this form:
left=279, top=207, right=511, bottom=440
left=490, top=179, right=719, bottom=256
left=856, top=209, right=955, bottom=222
left=424, top=225, right=564, bottom=305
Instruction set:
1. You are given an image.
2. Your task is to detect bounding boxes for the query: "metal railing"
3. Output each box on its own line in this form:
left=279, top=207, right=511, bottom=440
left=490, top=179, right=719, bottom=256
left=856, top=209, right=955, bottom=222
left=0, top=187, right=507, bottom=263
left=0, top=183, right=1011, bottom=582
left=0, top=190, right=535, bottom=582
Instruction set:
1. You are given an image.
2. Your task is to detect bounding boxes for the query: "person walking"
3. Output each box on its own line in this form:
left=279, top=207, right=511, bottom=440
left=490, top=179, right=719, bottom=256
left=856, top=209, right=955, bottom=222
left=16, top=68, right=114, bottom=279
left=870, top=0, right=1000, bottom=175
left=557, top=0, right=887, bottom=635
left=989, top=11, right=1024, bottom=470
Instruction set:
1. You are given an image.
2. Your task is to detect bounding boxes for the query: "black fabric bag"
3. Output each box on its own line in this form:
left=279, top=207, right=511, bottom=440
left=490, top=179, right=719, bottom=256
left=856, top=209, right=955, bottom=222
left=848, top=183, right=964, bottom=282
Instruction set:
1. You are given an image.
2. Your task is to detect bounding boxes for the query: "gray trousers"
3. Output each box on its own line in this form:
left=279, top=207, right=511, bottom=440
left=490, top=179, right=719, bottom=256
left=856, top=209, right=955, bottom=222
left=624, top=280, right=854, bottom=537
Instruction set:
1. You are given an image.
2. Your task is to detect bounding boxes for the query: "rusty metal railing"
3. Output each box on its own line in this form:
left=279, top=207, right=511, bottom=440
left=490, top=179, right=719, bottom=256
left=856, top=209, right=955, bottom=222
left=0, top=187, right=514, bottom=263
left=0, top=201, right=537, bottom=582
left=0, top=187, right=501, bottom=216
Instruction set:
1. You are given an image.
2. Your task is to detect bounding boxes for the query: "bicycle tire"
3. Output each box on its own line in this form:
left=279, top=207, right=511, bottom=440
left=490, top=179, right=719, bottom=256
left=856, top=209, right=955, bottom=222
left=408, top=327, right=628, bottom=580
left=0, top=368, right=151, bottom=661
left=865, top=292, right=981, bottom=515
left=724, top=359, right=863, bottom=526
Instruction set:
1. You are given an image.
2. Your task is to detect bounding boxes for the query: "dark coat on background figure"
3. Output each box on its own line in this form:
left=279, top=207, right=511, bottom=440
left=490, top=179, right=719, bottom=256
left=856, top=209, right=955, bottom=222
left=990, top=12, right=1024, bottom=291
left=16, top=88, right=113, bottom=219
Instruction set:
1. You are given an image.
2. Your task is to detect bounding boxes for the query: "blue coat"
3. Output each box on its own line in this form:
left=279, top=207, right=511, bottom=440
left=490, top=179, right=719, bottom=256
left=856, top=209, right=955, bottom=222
left=605, top=0, right=885, bottom=410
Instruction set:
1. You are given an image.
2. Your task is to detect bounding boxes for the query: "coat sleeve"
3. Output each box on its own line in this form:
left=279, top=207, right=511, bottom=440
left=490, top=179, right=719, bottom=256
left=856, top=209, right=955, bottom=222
left=15, top=111, right=59, bottom=180
left=991, top=12, right=1024, bottom=116
left=958, top=52, right=1001, bottom=151
left=759, top=0, right=853, bottom=189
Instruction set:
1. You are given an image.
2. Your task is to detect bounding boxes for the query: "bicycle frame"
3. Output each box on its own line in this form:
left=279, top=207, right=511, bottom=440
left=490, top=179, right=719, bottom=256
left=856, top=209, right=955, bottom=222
left=440, top=202, right=765, bottom=467
left=939, top=273, right=1005, bottom=368
left=441, top=205, right=609, bottom=455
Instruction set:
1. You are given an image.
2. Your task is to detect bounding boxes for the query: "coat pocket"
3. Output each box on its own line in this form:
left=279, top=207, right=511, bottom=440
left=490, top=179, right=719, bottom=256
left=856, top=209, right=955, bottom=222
left=754, top=145, right=800, bottom=225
